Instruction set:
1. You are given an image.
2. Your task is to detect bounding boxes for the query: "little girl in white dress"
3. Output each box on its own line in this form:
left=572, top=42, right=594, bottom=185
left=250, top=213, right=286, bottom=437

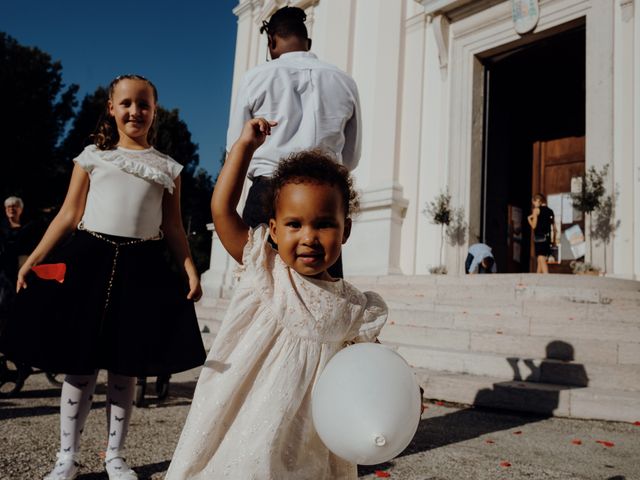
left=166, top=118, right=388, bottom=479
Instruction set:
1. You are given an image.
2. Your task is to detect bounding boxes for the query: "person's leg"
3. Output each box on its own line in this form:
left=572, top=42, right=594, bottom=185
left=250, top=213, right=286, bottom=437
left=44, top=373, right=98, bottom=480
left=537, top=255, right=549, bottom=274
left=104, top=371, right=137, bottom=478
left=464, top=253, right=473, bottom=274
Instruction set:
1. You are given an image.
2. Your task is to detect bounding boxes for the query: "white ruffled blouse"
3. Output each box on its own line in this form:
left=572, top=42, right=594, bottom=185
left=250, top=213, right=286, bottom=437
left=74, top=145, right=183, bottom=239
left=166, top=226, right=388, bottom=480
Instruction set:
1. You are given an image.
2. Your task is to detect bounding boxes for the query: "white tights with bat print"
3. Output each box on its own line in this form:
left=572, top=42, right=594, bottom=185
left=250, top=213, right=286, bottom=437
left=55, top=372, right=135, bottom=476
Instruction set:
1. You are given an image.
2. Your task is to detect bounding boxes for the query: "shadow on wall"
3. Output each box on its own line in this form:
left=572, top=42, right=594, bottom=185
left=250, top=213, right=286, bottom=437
left=475, top=340, right=589, bottom=415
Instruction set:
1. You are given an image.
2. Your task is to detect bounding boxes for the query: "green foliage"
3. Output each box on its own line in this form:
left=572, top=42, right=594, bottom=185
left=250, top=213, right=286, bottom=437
left=423, top=190, right=454, bottom=271
left=591, top=194, right=619, bottom=246
left=0, top=32, right=78, bottom=210
left=424, top=190, right=452, bottom=226
left=569, top=164, right=610, bottom=264
left=571, top=165, right=608, bottom=215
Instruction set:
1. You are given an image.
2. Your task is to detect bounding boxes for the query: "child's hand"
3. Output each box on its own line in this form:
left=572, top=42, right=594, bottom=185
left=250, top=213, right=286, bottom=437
left=186, top=272, right=202, bottom=302
left=238, top=118, right=277, bottom=150
left=16, top=262, right=32, bottom=292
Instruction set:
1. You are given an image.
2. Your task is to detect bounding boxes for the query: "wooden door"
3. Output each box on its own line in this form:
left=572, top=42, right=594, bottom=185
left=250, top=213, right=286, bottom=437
left=531, top=136, right=585, bottom=273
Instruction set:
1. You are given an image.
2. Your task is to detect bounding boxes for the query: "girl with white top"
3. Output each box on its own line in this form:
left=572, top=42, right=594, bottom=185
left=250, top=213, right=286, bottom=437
left=165, top=118, right=387, bottom=479
left=0, top=75, right=206, bottom=480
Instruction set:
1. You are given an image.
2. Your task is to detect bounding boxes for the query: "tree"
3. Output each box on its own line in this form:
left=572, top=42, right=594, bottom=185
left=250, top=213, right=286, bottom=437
left=0, top=32, right=78, bottom=211
left=423, top=190, right=452, bottom=271
left=591, top=193, right=619, bottom=273
left=571, top=165, right=608, bottom=263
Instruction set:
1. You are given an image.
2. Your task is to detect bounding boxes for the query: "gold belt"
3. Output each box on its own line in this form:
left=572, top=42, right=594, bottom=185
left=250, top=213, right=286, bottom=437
left=77, top=221, right=163, bottom=312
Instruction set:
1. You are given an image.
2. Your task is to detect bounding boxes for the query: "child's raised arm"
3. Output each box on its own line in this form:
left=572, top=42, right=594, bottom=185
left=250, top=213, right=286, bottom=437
left=211, top=118, right=276, bottom=263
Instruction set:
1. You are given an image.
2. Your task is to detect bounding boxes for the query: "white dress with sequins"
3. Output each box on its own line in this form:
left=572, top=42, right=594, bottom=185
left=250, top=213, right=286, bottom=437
left=166, top=226, right=388, bottom=479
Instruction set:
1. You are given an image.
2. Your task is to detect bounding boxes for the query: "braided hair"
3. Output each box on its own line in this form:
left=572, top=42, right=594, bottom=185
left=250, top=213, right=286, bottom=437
left=91, top=74, right=158, bottom=150
left=260, top=6, right=308, bottom=40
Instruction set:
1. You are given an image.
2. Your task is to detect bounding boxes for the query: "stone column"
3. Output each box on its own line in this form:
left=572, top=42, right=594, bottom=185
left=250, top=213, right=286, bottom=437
left=397, top=11, right=428, bottom=275
left=635, top=0, right=640, bottom=280
left=414, top=14, right=454, bottom=274
left=586, top=0, right=615, bottom=272
left=613, top=0, right=636, bottom=278
left=343, top=0, right=409, bottom=275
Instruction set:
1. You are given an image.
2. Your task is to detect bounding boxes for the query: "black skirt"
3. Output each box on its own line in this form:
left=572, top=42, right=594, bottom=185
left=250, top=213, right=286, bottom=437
left=534, top=237, right=552, bottom=257
left=0, top=230, right=206, bottom=376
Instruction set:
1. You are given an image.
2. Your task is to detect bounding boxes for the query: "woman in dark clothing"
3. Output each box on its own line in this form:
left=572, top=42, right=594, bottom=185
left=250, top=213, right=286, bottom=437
left=527, top=193, right=557, bottom=273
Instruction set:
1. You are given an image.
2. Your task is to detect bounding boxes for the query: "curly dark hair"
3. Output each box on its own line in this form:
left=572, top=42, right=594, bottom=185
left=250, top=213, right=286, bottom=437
left=271, top=149, right=360, bottom=218
left=260, top=6, right=308, bottom=40
left=91, top=74, right=158, bottom=150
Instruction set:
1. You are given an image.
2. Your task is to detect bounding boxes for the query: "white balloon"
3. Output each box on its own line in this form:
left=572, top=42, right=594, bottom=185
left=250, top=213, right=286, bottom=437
left=311, top=343, right=421, bottom=465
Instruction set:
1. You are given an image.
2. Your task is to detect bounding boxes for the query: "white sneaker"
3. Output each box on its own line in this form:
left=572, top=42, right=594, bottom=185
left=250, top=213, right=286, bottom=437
left=105, top=456, right=138, bottom=480
left=43, top=452, right=80, bottom=480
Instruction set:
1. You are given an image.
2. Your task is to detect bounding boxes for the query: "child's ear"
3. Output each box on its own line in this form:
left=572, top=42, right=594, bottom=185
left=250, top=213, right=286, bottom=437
left=108, top=101, right=114, bottom=117
left=269, top=218, right=278, bottom=245
left=342, top=218, right=352, bottom=244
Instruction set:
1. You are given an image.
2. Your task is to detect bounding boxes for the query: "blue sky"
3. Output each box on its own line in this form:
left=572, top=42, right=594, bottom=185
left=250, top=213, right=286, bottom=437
left=0, top=0, right=239, bottom=177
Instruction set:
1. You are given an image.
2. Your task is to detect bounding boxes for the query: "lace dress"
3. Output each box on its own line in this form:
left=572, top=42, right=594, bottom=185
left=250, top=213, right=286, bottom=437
left=165, top=227, right=388, bottom=479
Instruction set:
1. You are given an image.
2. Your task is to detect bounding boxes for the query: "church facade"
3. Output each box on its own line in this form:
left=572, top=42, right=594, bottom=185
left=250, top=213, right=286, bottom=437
left=203, top=0, right=640, bottom=297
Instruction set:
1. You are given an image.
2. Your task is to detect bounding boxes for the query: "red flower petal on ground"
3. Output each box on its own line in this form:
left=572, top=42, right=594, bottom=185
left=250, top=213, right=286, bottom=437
left=31, top=263, right=66, bottom=283
left=374, top=471, right=391, bottom=478
left=435, top=401, right=444, bottom=406
left=513, top=431, right=523, bottom=435
left=633, top=421, right=640, bottom=426
left=500, top=461, right=511, bottom=467
left=485, top=439, right=495, bottom=444
left=389, top=320, right=396, bottom=325
left=596, top=440, right=615, bottom=448
left=571, top=439, right=582, bottom=445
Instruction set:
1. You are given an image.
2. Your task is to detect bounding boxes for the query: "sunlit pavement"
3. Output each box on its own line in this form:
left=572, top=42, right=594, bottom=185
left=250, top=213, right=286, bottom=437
left=1, top=369, right=638, bottom=480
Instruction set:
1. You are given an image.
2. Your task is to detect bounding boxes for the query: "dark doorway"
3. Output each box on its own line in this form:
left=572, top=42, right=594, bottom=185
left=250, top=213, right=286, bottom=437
left=480, top=24, right=585, bottom=273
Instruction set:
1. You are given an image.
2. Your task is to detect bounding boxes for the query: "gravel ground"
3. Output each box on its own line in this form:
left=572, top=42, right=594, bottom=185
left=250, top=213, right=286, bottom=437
left=1, top=368, right=639, bottom=480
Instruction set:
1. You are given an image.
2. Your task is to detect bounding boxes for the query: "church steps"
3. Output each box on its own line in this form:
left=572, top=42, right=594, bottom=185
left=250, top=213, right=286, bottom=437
left=378, top=325, right=631, bottom=365
left=393, top=343, right=640, bottom=392
left=414, top=369, right=640, bottom=423
left=195, top=273, right=640, bottom=421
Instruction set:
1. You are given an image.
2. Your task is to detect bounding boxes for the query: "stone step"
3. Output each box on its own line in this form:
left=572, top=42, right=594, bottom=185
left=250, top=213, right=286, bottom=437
left=414, top=368, right=640, bottom=423
left=392, top=342, right=640, bottom=392
left=381, top=295, right=639, bottom=324
left=379, top=323, right=638, bottom=366
left=386, top=304, right=639, bottom=338
left=349, top=273, right=640, bottom=292
left=350, top=274, right=640, bottom=306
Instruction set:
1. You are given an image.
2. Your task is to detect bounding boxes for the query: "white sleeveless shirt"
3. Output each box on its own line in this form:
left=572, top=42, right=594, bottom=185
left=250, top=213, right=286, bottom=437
left=73, top=145, right=183, bottom=239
